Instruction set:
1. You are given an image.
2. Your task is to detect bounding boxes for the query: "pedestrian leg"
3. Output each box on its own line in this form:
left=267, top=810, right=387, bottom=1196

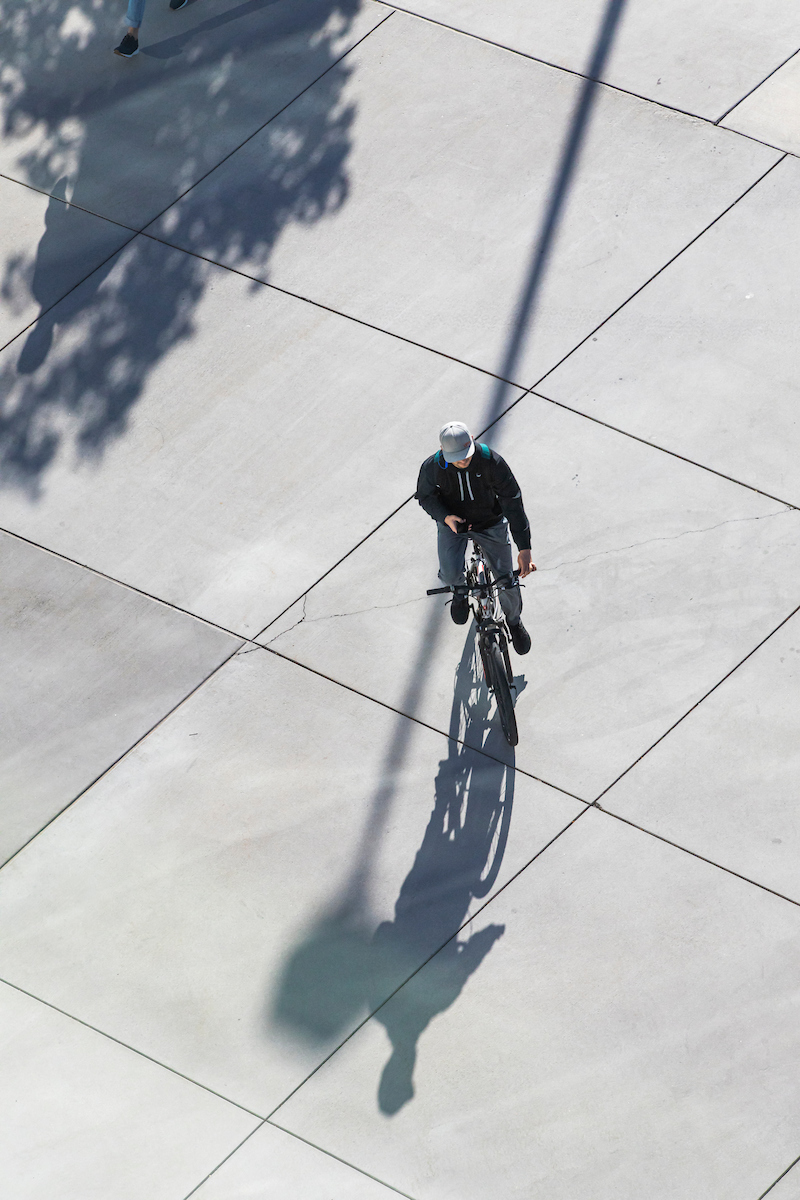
left=125, top=0, right=146, bottom=30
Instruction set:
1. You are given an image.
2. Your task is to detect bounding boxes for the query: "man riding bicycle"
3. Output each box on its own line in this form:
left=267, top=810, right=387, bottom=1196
left=416, top=421, right=535, bottom=654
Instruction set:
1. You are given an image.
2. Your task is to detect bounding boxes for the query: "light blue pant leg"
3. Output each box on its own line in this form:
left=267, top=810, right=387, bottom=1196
left=436, top=519, right=522, bottom=624
left=126, top=0, right=146, bottom=28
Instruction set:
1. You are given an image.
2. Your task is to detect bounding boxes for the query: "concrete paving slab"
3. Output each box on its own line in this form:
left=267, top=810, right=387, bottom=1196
left=598, top=610, right=800, bottom=902
left=0, top=980, right=257, bottom=1200
left=0, top=530, right=239, bottom=864
left=191, top=1121, right=410, bottom=1198
left=722, top=51, right=800, bottom=155
left=0, top=648, right=582, bottom=1114
left=153, top=12, right=780, bottom=387
left=264, top=394, right=800, bottom=798
left=388, top=0, right=800, bottom=121
left=0, top=0, right=386, bottom=228
left=540, top=155, right=800, bottom=506
left=0, top=176, right=131, bottom=352
left=0, top=235, right=525, bottom=631
left=274, top=809, right=800, bottom=1200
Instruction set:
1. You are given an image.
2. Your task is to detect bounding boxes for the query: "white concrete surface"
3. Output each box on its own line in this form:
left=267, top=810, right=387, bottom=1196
left=598, top=610, right=800, bottom=901
left=540, top=155, right=800, bottom=507
left=264, top=395, right=800, bottom=797
left=0, top=980, right=257, bottom=1200
left=0, top=648, right=582, bottom=1114
left=723, top=50, right=800, bottom=154
left=275, top=810, right=800, bottom=1200
left=191, top=1121, right=408, bottom=1199
left=1, top=3, right=799, bottom=1197
left=0, top=529, right=238, bottom=863
left=154, top=12, right=780, bottom=386
left=389, top=0, right=800, bottom=120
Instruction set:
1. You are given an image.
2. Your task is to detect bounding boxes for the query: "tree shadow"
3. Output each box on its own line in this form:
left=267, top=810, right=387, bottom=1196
left=0, top=0, right=364, bottom=493
left=270, top=627, right=525, bottom=1114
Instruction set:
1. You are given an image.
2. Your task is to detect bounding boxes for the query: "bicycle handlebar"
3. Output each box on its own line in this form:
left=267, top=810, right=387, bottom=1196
left=426, top=569, right=522, bottom=596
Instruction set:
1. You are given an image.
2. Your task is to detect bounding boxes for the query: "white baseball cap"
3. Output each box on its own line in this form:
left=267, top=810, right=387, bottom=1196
left=439, top=421, right=475, bottom=463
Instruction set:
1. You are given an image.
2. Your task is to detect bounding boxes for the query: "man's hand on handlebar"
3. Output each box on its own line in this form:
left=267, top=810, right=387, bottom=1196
left=517, top=550, right=536, bottom=578
left=444, top=514, right=465, bottom=534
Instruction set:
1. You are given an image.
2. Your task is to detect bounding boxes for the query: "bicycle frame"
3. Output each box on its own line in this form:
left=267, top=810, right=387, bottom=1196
left=427, top=538, right=521, bottom=745
left=464, top=540, right=516, bottom=688
left=428, top=537, right=518, bottom=685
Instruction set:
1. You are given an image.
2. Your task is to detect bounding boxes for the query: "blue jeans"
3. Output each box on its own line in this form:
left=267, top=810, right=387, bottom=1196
left=125, top=0, right=147, bottom=27
left=437, top=518, right=522, bottom=624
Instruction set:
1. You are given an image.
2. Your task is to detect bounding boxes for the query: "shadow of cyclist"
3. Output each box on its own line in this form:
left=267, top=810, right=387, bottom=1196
left=271, top=629, right=524, bottom=1114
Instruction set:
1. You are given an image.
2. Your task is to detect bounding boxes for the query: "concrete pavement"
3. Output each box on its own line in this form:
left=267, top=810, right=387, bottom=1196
left=1, top=2, right=800, bottom=1197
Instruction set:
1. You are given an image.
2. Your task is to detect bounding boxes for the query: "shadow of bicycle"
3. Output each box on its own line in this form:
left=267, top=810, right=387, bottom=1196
left=270, top=628, right=525, bottom=1114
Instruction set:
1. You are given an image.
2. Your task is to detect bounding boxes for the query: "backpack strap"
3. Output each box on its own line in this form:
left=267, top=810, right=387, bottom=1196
left=435, top=449, right=448, bottom=468
left=478, top=443, right=491, bottom=459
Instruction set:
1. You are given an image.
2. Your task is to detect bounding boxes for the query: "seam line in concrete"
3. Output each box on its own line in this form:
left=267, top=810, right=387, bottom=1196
left=0, top=218, right=139, bottom=359
left=0, top=646, right=243, bottom=873
left=137, top=9, right=396, bottom=240
left=0, top=9, right=395, bottom=357
left=371, top=0, right=800, bottom=157
left=593, top=600, right=800, bottom=803
left=716, top=46, right=800, bottom=124
left=261, top=643, right=587, bottom=804
left=528, top=394, right=800, bottom=510
left=0, top=976, right=265, bottom=1119
left=125, top=228, right=523, bottom=385
left=180, top=1111, right=419, bottom=1200
left=757, top=1152, right=800, bottom=1199
left=180, top=1123, right=268, bottom=1200
left=0, top=523, right=250, bottom=643
left=0, top=531, right=584, bottom=863
left=265, top=805, right=591, bottom=1121
left=253, top=496, right=414, bottom=638
left=591, top=807, right=800, bottom=910
left=527, top=152, right=789, bottom=393
left=266, top=1123, right=418, bottom=1199
left=2, top=167, right=790, bottom=535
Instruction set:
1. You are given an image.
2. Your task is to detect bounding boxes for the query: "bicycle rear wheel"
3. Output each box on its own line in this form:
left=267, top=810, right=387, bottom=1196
left=483, top=637, right=518, bottom=746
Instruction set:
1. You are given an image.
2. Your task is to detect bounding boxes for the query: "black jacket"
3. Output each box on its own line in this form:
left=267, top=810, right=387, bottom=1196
left=416, top=443, right=531, bottom=551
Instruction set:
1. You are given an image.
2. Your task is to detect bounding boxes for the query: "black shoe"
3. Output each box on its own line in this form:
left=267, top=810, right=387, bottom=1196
left=450, top=591, right=469, bottom=625
left=114, top=33, right=139, bottom=56
left=169, top=0, right=188, bottom=8
left=509, top=620, right=531, bottom=655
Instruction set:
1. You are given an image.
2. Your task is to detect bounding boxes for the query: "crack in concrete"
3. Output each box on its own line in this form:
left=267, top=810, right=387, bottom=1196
left=263, top=594, right=309, bottom=646
left=258, top=509, right=794, bottom=647
left=263, top=593, right=427, bottom=645
left=539, top=507, right=795, bottom=573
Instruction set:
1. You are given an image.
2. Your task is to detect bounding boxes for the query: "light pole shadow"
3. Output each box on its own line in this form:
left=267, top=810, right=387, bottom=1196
left=483, top=0, right=628, bottom=431
left=269, top=0, right=626, bottom=1114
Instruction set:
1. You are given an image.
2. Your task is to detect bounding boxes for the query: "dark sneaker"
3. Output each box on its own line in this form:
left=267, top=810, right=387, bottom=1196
left=114, top=33, right=139, bottom=56
left=450, top=591, right=469, bottom=625
left=169, top=0, right=188, bottom=8
left=509, top=620, right=531, bottom=655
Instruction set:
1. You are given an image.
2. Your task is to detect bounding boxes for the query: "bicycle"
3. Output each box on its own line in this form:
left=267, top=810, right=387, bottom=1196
left=427, top=536, right=522, bottom=747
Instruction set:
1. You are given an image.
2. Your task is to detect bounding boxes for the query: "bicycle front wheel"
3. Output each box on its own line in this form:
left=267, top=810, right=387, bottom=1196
left=483, top=637, right=518, bottom=747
